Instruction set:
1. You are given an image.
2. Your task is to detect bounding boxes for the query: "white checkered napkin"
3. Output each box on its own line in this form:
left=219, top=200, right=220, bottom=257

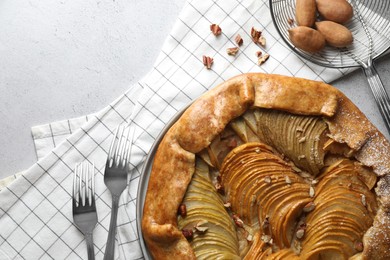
left=0, top=0, right=353, bottom=259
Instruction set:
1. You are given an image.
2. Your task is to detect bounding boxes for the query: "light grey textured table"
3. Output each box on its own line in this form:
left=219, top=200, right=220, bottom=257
left=0, top=0, right=389, bottom=180
left=0, top=0, right=186, bottom=179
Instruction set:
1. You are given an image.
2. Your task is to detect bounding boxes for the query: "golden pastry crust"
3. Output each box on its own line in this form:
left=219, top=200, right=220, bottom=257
left=141, top=73, right=390, bottom=259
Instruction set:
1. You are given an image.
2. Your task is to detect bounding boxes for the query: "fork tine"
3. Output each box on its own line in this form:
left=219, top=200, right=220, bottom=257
left=91, top=162, right=95, bottom=206
left=73, top=164, right=78, bottom=207
left=123, top=126, right=135, bottom=168
left=86, top=162, right=91, bottom=206
left=119, top=127, right=130, bottom=162
left=114, top=126, right=125, bottom=167
left=118, top=126, right=131, bottom=168
left=107, top=127, right=120, bottom=168
left=108, top=125, right=134, bottom=168
left=81, top=162, right=86, bottom=207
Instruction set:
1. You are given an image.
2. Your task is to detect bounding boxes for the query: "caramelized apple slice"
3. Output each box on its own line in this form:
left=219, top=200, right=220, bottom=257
left=178, top=159, right=240, bottom=259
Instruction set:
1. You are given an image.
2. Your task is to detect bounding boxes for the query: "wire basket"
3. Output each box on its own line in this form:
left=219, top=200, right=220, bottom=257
left=270, top=0, right=390, bottom=68
left=270, top=0, right=390, bottom=133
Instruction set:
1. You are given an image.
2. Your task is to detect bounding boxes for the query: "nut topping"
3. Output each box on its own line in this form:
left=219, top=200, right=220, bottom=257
left=311, top=179, right=319, bottom=185
left=210, top=24, right=222, bottom=36
left=303, top=202, right=316, bottom=213
left=296, top=228, right=305, bottom=239
left=232, top=214, right=244, bottom=228
left=202, top=55, right=214, bottom=69
left=262, top=216, right=270, bottom=230
left=224, top=202, right=232, bottom=208
left=257, top=53, right=270, bottom=65
left=354, top=240, right=364, bottom=252
left=182, top=228, right=193, bottom=239
left=309, top=186, right=315, bottom=198
left=226, top=47, right=239, bottom=56
left=251, top=27, right=262, bottom=43
left=264, top=176, right=272, bottom=184
left=261, top=234, right=272, bottom=243
left=215, top=182, right=225, bottom=195
left=195, top=220, right=209, bottom=233
left=178, top=203, right=187, bottom=217
left=361, top=194, right=367, bottom=207
left=285, top=175, right=292, bottom=185
left=235, top=34, right=243, bottom=46
left=258, top=36, right=266, bottom=47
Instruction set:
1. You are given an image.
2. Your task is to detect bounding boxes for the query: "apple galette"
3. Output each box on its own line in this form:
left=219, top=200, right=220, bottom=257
left=141, top=73, right=390, bottom=259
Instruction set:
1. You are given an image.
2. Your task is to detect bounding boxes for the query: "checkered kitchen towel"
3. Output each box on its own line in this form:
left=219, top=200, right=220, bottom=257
left=0, top=0, right=356, bottom=259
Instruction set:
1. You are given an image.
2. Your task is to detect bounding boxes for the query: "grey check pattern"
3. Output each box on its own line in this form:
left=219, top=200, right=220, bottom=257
left=0, top=0, right=353, bottom=259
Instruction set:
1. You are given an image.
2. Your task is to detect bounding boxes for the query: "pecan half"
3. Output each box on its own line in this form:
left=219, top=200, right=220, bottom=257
left=257, top=53, right=270, bottom=65
left=303, top=202, right=316, bottom=213
left=215, top=182, right=225, bottom=195
left=309, top=186, right=315, bottom=198
left=251, top=27, right=262, bottom=43
left=296, top=228, right=305, bottom=239
left=354, top=240, right=364, bottom=252
left=258, top=36, right=266, bottom=47
left=226, top=47, right=239, bottom=56
left=182, top=228, right=193, bottom=239
left=235, top=34, right=243, bottom=46
left=202, top=55, right=214, bottom=69
left=210, top=24, right=222, bottom=36
left=232, top=214, right=244, bottom=228
left=195, top=220, right=209, bottom=233
left=178, top=203, right=187, bottom=217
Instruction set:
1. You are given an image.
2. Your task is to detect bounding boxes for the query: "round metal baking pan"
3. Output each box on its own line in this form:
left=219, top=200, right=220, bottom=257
left=136, top=106, right=188, bottom=260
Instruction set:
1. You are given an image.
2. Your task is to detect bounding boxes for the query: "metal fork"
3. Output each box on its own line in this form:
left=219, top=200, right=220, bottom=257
left=72, top=161, right=98, bottom=260
left=103, top=125, right=134, bottom=260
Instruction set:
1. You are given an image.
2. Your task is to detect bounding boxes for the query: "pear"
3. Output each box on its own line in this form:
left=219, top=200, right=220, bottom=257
left=178, top=159, right=240, bottom=259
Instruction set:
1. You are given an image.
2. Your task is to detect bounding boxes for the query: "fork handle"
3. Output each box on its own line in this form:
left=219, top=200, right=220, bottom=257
left=103, top=195, right=120, bottom=260
left=85, top=233, right=95, bottom=260
left=363, top=60, right=390, bottom=134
